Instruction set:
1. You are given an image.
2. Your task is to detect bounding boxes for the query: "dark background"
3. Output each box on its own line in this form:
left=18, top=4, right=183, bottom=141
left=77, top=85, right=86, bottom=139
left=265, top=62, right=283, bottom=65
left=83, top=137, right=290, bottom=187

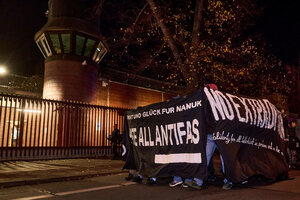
left=0, top=0, right=299, bottom=76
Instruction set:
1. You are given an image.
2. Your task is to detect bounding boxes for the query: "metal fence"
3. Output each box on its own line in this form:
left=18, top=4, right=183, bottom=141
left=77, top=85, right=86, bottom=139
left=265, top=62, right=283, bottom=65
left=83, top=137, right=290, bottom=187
left=0, top=94, right=128, bottom=161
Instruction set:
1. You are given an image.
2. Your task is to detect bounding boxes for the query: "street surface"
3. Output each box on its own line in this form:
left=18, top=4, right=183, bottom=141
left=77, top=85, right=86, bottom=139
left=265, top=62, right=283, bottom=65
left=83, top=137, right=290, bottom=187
left=0, top=171, right=299, bottom=200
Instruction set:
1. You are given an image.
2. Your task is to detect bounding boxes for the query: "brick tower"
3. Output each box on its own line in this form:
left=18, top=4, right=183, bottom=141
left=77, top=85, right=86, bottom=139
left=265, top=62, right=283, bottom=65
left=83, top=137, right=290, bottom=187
left=34, top=0, right=107, bottom=103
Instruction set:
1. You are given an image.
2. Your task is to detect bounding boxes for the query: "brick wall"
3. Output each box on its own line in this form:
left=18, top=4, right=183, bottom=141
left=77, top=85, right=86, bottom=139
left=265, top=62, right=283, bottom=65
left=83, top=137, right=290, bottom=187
left=43, top=59, right=98, bottom=103
left=96, top=80, right=175, bottom=109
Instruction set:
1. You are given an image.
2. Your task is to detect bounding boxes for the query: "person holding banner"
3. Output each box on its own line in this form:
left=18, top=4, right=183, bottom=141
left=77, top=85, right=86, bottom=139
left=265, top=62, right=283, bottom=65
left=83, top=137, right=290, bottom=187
left=169, top=128, right=232, bottom=190
left=203, top=84, right=233, bottom=190
left=296, top=119, right=300, bottom=140
left=169, top=84, right=232, bottom=190
left=287, top=120, right=299, bottom=168
left=169, top=133, right=218, bottom=190
left=281, top=109, right=289, bottom=137
left=124, top=82, right=288, bottom=190
left=122, top=125, right=157, bottom=184
left=182, top=134, right=232, bottom=190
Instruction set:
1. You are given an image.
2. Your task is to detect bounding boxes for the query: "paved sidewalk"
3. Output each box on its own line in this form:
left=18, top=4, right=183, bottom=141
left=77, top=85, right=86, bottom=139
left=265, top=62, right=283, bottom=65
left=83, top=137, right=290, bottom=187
left=0, top=158, right=126, bottom=188
left=1, top=158, right=299, bottom=191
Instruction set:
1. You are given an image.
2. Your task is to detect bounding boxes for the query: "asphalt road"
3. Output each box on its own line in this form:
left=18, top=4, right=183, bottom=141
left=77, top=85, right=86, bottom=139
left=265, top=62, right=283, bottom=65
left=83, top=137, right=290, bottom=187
left=0, top=172, right=300, bottom=200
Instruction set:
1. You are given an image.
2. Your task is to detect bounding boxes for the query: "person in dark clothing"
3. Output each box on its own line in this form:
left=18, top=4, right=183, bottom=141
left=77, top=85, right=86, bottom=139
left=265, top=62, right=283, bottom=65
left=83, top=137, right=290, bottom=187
left=110, top=124, right=120, bottom=160
left=206, top=151, right=217, bottom=182
left=287, top=121, right=299, bottom=168
left=281, top=109, right=290, bottom=164
left=281, top=109, right=289, bottom=138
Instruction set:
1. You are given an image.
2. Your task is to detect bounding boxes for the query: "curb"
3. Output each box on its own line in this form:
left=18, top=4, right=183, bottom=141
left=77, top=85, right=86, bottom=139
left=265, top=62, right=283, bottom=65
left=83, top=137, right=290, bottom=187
left=0, top=170, right=127, bottom=189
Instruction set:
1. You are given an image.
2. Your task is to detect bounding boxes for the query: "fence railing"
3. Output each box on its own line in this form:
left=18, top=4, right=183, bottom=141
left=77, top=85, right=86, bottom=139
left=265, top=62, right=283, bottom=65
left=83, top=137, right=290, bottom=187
left=0, top=94, right=128, bottom=161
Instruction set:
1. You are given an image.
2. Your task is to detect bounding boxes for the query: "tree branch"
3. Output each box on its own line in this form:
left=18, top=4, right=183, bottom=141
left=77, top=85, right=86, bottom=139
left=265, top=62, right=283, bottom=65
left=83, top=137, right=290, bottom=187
left=191, top=0, right=204, bottom=48
left=147, top=0, right=189, bottom=81
left=120, top=3, right=149, bottom=58
left=134, top=42, right=166, bottom=73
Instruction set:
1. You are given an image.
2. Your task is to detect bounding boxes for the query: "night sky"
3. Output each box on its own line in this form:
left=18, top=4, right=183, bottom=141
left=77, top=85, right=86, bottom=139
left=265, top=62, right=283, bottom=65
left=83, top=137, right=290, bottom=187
left=0, top=0, right=299, bottom=76
left=0, top=0, right=48, bottom=75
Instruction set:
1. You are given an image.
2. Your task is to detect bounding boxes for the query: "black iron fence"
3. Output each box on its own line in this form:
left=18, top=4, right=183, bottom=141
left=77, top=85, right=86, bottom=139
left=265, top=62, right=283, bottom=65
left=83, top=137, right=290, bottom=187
left=0, top=94, right=128, bottom=161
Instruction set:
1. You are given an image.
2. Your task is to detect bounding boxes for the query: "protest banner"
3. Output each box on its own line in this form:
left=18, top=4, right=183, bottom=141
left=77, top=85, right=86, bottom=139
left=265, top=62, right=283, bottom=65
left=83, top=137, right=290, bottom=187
left=123, top=87, right=288, bottom=182
left=123, top=90, right=208, bottom=179
left=203, top=87, right=288, bottom=182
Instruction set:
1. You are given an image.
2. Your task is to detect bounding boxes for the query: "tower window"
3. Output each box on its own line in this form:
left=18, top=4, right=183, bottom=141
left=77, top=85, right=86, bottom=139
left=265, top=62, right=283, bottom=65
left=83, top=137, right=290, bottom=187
left=93, top=41, right=107, bottom=63
left=75, top=35, right=85, bottom=56
left=84, top=39, right=96, bottom=57
left=37, top=41, right=47, bottom=58
left=36, top=31, right=107, bottom=62
left=49, top=34, right=62, bottom=54
left=36, top=33, right=52, bottom=58
left=61, top=34, right=70, bottom=53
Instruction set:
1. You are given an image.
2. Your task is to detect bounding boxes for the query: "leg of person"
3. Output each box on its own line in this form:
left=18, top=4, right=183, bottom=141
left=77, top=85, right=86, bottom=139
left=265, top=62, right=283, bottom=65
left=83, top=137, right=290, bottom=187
left=207, top=157, right=217, bottom=182
left=184, top=178, right=203, bottom=190
left=206, top=134, right=217, bottom=162
left=169, top=176, right=183, bottom=187
left=184, top=178, right=192, bottom=184
left=181, top=178, right=189, bottom=188
left=125, top=169, right=137, bottom=181
left=112, top=143, right=118, bottom=160
left=114, top=144, right=119, bottom=159
left=297, top=147, right=300, bottom=164
left=291, top=150, right=297, bottom=168
left=130, top=169, right=137, bottom=176
left=185, top=135, right=217, bottom=190
left=220, top=155, right=233, bottom=190
left=287, top=147, right=292, bottom=168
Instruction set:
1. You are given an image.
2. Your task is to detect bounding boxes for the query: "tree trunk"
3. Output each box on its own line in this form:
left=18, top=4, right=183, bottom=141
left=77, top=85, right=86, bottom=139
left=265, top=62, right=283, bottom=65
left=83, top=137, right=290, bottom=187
left=191, top=0, right=204, bottom=48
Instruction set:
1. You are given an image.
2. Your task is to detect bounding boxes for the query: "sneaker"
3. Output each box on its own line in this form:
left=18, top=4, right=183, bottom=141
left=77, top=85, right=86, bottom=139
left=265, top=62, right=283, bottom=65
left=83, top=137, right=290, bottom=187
left=133, top=176, right=143, bottom=183
left=146, top=178, right=157, bottom=185
left=184, top=180, right=202, bottom=190
left=181, top=182, right=188, bottom=188
left=169, top=180, right=183, bottom=187
left=222, top=182, right=233, bottom=190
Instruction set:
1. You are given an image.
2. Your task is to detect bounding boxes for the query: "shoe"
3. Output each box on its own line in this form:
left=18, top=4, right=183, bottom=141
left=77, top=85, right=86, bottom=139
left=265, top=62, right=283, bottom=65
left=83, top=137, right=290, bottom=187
left=222, top=182, right=233, bottom=190
left=125, top=174, right=134, bottom=181
left=184, top=180, right=202, bottom=190
left=133, top=176, right=143, bottom=183
left=181, top=182, right=188, bottom=188
left=169, top=180, right=183, bottom=187
left=146, top=178, right=157, bottom=185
